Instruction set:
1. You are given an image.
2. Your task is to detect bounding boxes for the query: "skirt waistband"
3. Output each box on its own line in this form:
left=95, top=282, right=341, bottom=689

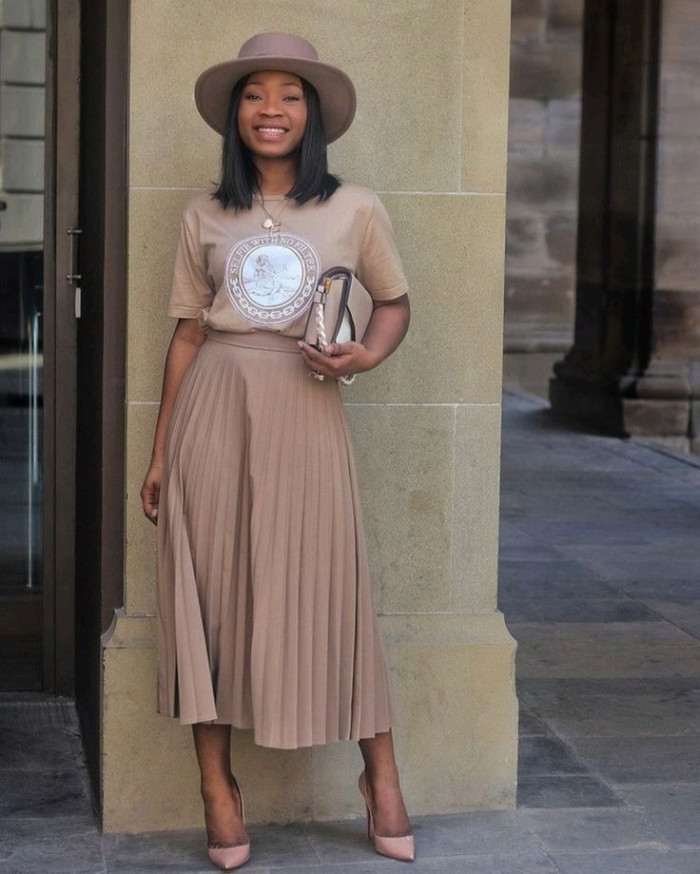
left=204, top=329, right=302, bottom=354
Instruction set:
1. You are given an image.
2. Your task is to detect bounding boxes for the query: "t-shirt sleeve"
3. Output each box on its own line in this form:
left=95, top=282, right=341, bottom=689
left=356, top=196, right=409, bottom=302
left=167, top=212, right=214, bottom=318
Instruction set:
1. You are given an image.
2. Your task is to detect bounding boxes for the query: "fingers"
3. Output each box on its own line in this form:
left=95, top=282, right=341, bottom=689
left=141, top=481, right=160, bottom=525
left=297, top=340, right=354, bottom=378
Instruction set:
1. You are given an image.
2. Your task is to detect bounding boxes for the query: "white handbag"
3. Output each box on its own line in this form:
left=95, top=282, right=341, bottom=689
left=303, top=267, right=374, bottom=384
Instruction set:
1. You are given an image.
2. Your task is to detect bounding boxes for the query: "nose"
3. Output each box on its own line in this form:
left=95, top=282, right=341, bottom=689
left=259, top=97, right=282, bottom=116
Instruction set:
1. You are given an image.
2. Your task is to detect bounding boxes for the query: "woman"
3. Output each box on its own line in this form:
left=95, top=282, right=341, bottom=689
left=140, top=32, right=413, bottom=870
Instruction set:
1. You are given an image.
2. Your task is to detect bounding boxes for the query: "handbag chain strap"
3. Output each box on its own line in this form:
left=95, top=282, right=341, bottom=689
left=313, top=280, right=356, bottom=386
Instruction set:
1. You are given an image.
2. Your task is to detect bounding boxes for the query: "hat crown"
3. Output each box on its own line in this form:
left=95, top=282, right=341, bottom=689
left=237, top=32, right=319, bottom=63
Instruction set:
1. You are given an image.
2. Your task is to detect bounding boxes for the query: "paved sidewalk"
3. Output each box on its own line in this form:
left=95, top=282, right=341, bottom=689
left=1, top=389, right=699, bottom=873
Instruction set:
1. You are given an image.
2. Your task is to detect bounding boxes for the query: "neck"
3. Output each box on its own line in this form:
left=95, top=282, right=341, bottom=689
left=254, top=155, right=298, bottom=197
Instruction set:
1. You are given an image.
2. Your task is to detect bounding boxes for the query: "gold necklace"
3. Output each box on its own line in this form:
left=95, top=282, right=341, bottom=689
left=254, top=193, right=291, bottom=235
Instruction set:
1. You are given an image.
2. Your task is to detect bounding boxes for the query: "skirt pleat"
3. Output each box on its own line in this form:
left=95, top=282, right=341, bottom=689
left=156, top=330, right=397, bottom=749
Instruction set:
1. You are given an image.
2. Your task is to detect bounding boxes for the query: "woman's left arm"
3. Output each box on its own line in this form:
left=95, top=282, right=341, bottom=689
left=298, top=294, right=410, bottom=380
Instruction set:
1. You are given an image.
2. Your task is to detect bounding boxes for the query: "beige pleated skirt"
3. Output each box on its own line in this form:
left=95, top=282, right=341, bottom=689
left=155, top=329, right=397, bottom=749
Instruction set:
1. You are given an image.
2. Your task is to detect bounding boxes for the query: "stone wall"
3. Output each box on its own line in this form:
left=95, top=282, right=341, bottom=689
left=654, top=0, right=700, bottom=367
left=100, top=0, right=517, bottom=833
left=504, top=0, right=583, bottom=396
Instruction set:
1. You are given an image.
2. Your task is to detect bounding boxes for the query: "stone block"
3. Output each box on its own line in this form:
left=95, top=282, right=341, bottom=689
left=509, top=44, right=582, bottom=101
left=544, top=212, right=577, bottom=269
left=659, top=70, right=700, bottom=137
left=129, top=0, right=465, bottom=192
left=503, top=352, right=566, bottom=399
left=0, top=85, right=44, bottom=137
left=507, top=158, right=579, bottom=208
left=656, top=138, right=700, bottom=218
left=126, top=188, right=192, bottom=402
left=511, top=14, right=546, bottom=45
left=511, top=0, right=546, bottom=44
left=660, top=0, right=700, bottom=65
left=652, top=289, right=700, bottom=359
left=547, top=0, right=584, bottom=43
left=505, top=212, right=547, bottom=272
left=379, top=613, right=518, bottom=815
left=0, top=31, right=45, bottom=85
left=503, top=275, right=575, bottom=331
left=345, top=404, right=453, bottom=614
left=101, top=612, right=518, bottom=830
left=508, top=99, right=546, bottom=155
left=512, top=0, right=546, bottom=14
left=0, top=0, right=45, bottom=28
left=546, top=100, right=581, bottom=156
left=452, top=404, right=501, bottom=611
left=123, top=403, right=158, bottom=615
left=347, top=193, right=506, bottom=405
left=622, top=399, right=690, bottom=437
left=656, top=215, right=700, bottom=293
left=0, top=138, right=43, bottom=192
left=461, top=0, right=511, bottom=193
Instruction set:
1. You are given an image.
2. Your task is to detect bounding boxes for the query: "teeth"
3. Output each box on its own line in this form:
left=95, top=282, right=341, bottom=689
left=257, top=127, right=286, bottom=133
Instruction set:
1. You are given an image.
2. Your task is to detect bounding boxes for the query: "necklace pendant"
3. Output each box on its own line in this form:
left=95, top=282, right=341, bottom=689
left=262, top=217, right=275, bottom=230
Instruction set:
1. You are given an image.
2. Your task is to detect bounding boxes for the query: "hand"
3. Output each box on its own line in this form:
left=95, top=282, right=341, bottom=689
left=141, top=460, right=163, bottom=526
left=297, top=340, right=378, bottom=381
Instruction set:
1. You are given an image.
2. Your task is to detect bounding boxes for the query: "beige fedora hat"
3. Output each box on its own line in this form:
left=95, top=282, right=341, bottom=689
left=194, top=32, right=356, bottom=144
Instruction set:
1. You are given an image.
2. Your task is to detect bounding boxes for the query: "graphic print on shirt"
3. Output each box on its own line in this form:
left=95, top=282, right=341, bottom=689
left=224, top=233, right=321, bottom=327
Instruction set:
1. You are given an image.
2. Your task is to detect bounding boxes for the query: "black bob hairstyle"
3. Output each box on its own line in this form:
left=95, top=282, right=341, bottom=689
left=212, top=74, right=341, bottom=211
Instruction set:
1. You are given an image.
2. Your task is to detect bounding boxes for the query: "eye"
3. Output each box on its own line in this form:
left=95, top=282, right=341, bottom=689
left=244, top=93, right=262, bottom=101
left=283, top=95, right=301, bottom=102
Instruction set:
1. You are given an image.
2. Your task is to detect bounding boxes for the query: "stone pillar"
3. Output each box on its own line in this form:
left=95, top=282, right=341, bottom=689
left=550, top=0, right=700, bottom=451
left=101, top=0, right=516, bottom=831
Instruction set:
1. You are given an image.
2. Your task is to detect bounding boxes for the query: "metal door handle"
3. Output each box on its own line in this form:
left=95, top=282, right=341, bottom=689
left=66, top=227, right=82, bottom=282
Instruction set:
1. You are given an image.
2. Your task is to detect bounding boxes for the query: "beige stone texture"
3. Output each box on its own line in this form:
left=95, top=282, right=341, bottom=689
left=345, top=404, right=454, bottom=615
left=126, top=187, right=196, bottom=402
left=347, top=193, right=505, bottom=406
left=128, top=0, right=465, bottom=193
left=452, top=404, right=502, bottom=612
left=123, top=403, right=159, bottom=615
left=461, top=0, right=512, bottom=194
left=101, top=612, right=517, bottom=831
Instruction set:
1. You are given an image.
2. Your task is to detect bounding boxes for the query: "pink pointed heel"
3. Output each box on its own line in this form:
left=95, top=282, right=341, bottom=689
left=358, top=772, right=415, bottom=862
left=206, top=775, right=251, bottom=871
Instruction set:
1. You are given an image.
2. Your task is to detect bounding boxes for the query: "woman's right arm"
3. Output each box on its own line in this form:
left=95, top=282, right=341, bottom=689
left=140, top=318, right=207, bottom=525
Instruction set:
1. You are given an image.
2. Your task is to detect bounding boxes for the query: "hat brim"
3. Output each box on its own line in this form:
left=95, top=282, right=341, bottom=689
left=194, top=56, right=356, bottom=144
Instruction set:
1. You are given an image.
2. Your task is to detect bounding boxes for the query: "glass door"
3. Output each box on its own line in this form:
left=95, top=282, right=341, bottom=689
left=0, top=0, right=80, bottom=694
left=0, top=3, right=47, bottom=690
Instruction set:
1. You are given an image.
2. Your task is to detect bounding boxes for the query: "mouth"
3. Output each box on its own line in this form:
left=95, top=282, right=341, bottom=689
left=253, top=125, right=290, bottom=139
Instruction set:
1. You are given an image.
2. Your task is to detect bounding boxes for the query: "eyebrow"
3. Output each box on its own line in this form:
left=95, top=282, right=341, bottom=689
left=244, top=78, right=303, bottom=88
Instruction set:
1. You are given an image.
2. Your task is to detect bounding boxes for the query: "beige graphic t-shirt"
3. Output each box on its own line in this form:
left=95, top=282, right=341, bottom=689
left=167, top=183, right=409, bottom=337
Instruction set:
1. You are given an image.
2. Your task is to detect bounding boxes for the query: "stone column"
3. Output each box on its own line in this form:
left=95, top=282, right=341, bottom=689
left=101, top=0, right=516, bottom=831
left=550, top=0, right=700, bottom=451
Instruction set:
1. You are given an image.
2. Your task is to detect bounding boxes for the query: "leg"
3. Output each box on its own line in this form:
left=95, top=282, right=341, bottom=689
left=359, top=729, right=412, bottom=837
left=192, top=724, right=248, bottom=848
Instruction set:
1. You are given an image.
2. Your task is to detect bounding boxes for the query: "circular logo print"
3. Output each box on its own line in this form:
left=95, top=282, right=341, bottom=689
left=224, top=233, right=321, bottom=327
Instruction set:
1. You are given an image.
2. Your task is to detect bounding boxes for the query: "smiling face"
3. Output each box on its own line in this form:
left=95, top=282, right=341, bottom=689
left=237, top=70, right=308, bottom=161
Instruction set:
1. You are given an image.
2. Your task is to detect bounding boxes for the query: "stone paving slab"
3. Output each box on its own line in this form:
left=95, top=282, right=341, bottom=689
left=549, top=849, right=700, bottom=874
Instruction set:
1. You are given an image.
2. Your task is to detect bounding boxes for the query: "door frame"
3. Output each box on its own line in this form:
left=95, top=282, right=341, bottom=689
left=43, top=0, right=81, bottom=694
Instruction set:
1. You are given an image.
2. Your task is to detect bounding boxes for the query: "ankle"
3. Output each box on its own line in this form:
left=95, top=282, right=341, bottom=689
left=200, top=776, right=232, bottom=799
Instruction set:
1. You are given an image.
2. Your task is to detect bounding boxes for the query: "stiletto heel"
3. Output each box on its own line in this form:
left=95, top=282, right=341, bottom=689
left=206, top=775, right=251, bottom=871
left=358, top=772, right=415, bottom=862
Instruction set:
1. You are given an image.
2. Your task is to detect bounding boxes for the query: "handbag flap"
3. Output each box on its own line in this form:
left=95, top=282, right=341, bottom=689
left=303, top=267, right=374, bottom=348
